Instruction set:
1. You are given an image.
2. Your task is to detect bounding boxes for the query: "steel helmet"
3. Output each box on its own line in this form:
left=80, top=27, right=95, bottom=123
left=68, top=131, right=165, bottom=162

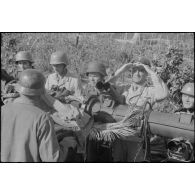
left=15, top=51, right=34, bottom=63
left=86, top=61, right=107, bottom=77
left=139, top=57, right=151, bottom=67
left=181, top=83, right=194, bottom=96
left=15, top=69, right=45, bottom=96
left=50, top=51, right=69, bottom=65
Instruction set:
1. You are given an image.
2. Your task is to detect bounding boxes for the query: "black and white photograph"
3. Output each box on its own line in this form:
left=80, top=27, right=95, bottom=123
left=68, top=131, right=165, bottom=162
left=1, top=32, right=194, bottom=163
left=0, top=1, right=195, bottom=195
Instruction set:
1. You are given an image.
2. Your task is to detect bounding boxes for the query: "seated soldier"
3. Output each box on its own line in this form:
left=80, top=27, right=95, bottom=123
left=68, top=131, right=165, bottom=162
left=166, top=82, right=194, bottom=162
left=108, top=57, right=168, bottom=108
left=82, top=61, right=122, bottom=103
left=2, top=51, right=34, bottom=104
left=107, top=57, right=169, bottom=162
left=2, top=51, right=80, bottom=118
left=45, top=51, right=83, bottom=103
left=13, top=51, right=35, bottom=79
left=175, top=82, right=194, bottom=115
left=83, top=61, right=121, bottom=162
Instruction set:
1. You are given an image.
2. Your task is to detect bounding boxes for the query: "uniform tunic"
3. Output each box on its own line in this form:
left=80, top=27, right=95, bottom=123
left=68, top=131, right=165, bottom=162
left=112, top=72, right=169, bottom=162
left=45, top=72, right=82, bottom=99
left=118, top=71, right=168, bottom=107
left=1, top=98, right=67, bottom=162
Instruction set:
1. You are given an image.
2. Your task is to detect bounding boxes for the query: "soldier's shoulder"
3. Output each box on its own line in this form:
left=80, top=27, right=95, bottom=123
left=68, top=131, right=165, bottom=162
left=46, top=72, right=57, bottom=81
left=66, top=72, right=78, bottom=79
left=116, top=82, right=131, bottom=91
left=47, top=72, right=56, bottom=77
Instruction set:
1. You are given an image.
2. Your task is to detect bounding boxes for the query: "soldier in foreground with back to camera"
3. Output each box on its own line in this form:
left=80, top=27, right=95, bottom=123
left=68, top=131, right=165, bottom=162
left=1, top=69, right=77, bottom=162
left=107, top=57, right=169, bottom=162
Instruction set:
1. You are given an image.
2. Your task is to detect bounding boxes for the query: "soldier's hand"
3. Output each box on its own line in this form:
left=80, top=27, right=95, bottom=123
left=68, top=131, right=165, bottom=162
left=58, top=104, right=80, bottom=120
left=51, top=85, right=58, bottom=91
left=3, top=98, right=15, bottom=105
left=134, top=62, right=153, bottom=74
left=60, top=136, right=77, bottom=149
left=122, top=62, right=134, bottom=72
left=5, top=84, right=15, bottom=93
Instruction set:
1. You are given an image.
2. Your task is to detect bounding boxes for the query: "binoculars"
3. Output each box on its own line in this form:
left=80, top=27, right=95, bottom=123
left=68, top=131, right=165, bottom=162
left=95, top=81, right=111, bottom=91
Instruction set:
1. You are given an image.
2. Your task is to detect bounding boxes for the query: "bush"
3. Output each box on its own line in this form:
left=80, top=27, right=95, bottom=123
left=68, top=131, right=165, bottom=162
left=1, top=33, right=194, bottom=112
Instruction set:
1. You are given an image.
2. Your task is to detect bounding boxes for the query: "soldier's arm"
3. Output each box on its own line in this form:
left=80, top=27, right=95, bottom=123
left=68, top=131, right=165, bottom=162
left=109, top=85, right=126, bottom=104
left=143, top=64, right=169, bottom=102
left=41, top=92, right=80, bottom=120
left=37, top=113, right=69, bottom=162
left=45, top=78, right=49, bottom=90
left=106, top=63, right=133, bottom=83
left=72, top=78, right=85, bottom=102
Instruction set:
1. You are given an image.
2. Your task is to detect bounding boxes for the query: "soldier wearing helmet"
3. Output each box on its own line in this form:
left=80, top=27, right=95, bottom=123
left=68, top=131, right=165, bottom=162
left=83, top=61, right=107, bottom=97
left=83, top=61, right=122, bottom=162
left=82, top=61, right=122, bottom=102
left=1, top=69, right=77, bottom=162
left=15, top=51, right=34, bottom=77
left=175, top=82, right=194, bottom=115
left=3, top=51, right=81, bottom=124
left=45, top=51, right=82, bottom=101
left=2, top=51, right=35, bottom=105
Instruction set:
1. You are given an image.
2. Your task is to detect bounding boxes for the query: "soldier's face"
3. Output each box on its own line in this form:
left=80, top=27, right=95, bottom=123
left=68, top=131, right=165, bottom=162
left=132, top=66, right=147, bottom=84
left=53, top=64, right=66, bottom=74
left=17, top=61, right=32, bottom=71
left=182, top=93, right=194, bottom=109
left=88, top=72, right=103, bottom=85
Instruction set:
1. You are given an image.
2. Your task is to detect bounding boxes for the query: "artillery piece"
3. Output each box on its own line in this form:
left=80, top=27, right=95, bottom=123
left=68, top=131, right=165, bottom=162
left=84, top=95, right=194, bottom=142
left=79, top=83, right=194, bottom=162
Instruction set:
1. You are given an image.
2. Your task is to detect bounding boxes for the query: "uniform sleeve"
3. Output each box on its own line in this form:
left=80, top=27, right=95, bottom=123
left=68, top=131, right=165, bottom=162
left=36, top=113, right=68, bottom=162
left=72, top=77, right=84, bottom=101
left=45, top=75, right=51, bottom=90
left=117, top=84, right=130, bottom=104
left=148, top=72, right=169, bottom=102
left=117, top=84, right=130, bottom=95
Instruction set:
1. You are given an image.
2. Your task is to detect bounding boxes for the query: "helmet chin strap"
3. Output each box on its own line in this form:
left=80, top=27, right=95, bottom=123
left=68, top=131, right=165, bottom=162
left=57, top=67, right=67, bottom=78
left=63, top=67, right=67, bottom=76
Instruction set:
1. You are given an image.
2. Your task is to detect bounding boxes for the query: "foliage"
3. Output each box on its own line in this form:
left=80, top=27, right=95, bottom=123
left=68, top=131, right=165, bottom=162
left=1, top=33, right=194, bottom=113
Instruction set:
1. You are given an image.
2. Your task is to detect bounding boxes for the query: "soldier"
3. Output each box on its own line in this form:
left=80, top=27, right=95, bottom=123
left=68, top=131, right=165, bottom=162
left=108, top=57, right=169, bottom=107
left=2, top=51, right=35, bottom=104
left=82, top=61, right=122, bottom=103
left=1, top=69, right=77, bottom=162
left=166, top=83, right=194, bottom=162
left=1, top=69, right=15, bottom=106
left=175, top=82, right=194, bottom=115
left=2, top=51, right=80, bottom=120
left=14, top=51, right=34, bottom=79
left=83, top=61, right=122, bottom=162
left=108, top=57, right=169, bottom=162
left=82, top=61, right=107, bottom=97
left=45, top=51, right=82, bottom=101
